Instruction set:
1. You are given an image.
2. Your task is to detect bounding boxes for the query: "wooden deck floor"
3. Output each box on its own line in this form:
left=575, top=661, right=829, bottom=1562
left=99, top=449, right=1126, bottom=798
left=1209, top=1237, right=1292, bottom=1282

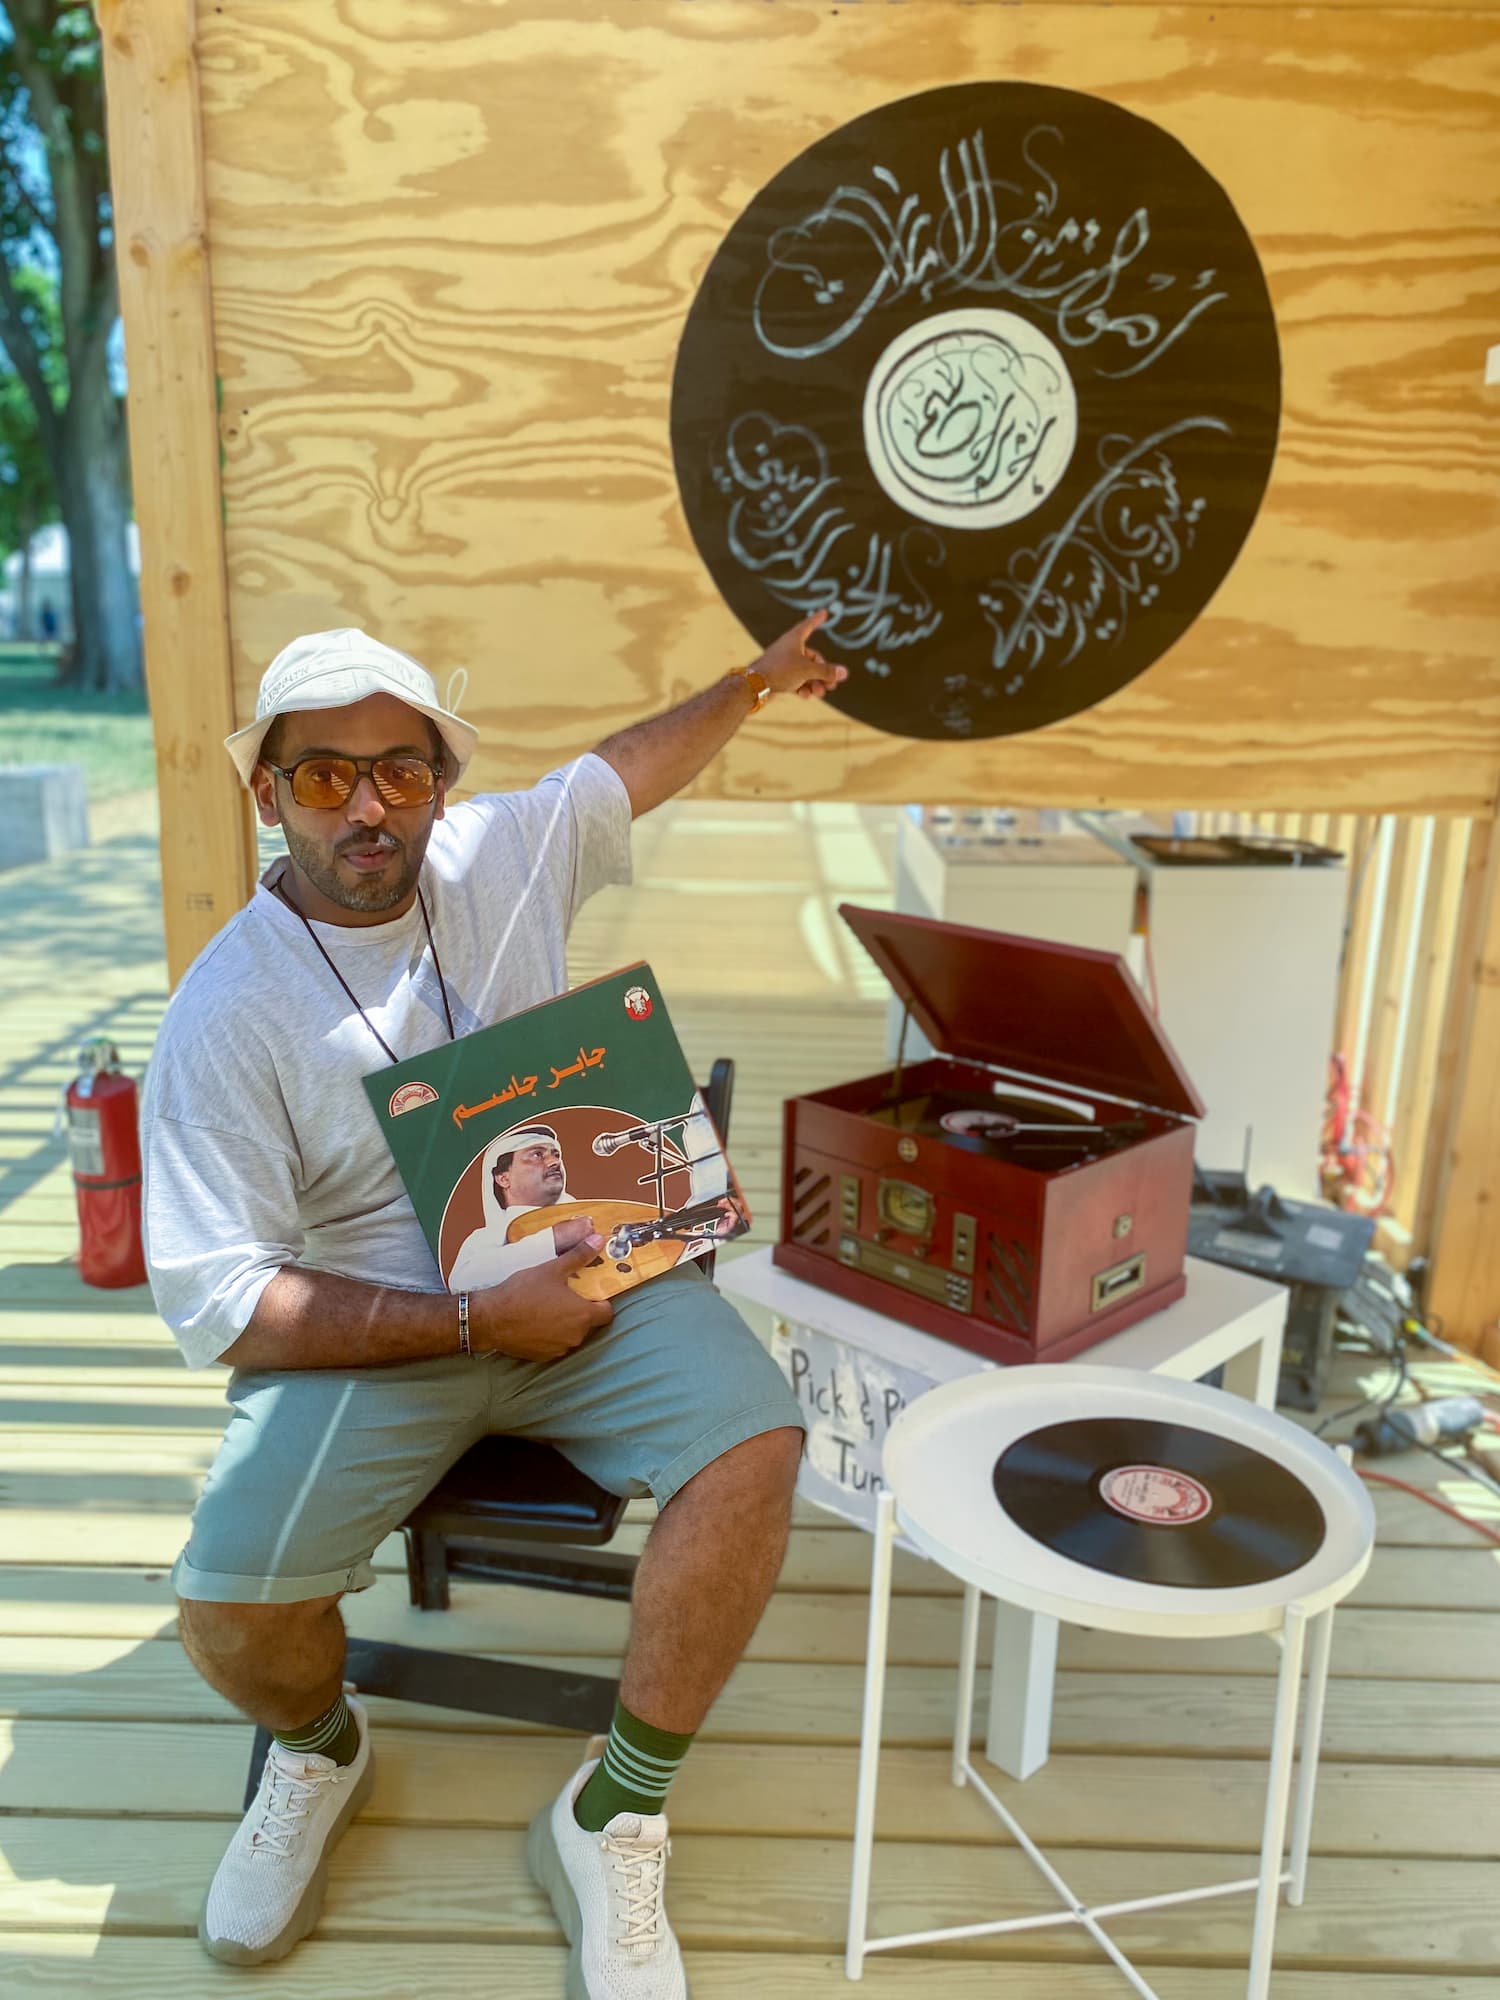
left=2, top=794, right=1499, bottom=1998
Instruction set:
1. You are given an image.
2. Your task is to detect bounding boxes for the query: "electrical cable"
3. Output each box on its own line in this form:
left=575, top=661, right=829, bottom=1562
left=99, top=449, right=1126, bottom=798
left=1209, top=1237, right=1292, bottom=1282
left=1404, top=1314, right=1500, bottom=1388
left=1356, top=1468, right=1500, bottom=1546
left=1315, top=1341, right=1407, bottom=1440
left=1411, top=1433, right=1500, bottom=1505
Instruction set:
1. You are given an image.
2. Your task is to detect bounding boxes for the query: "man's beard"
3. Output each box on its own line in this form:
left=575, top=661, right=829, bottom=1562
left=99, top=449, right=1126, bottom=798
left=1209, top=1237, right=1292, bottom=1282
left=282, top=823, right=422, bottom=914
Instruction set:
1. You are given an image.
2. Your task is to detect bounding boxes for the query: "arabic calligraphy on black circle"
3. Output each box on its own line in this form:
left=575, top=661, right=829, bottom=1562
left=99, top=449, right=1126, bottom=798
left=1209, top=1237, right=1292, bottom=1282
left=671, top=81, right=1280, bottom=742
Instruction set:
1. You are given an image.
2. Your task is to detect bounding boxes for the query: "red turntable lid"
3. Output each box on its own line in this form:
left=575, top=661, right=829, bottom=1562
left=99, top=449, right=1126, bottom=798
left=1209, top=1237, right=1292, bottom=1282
left=840, top=904, right=1205, bottom=1118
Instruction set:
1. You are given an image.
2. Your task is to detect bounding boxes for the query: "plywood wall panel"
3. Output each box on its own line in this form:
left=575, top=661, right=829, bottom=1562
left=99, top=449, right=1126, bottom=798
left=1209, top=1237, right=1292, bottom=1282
left=198, top=1, right=1500, bottom=810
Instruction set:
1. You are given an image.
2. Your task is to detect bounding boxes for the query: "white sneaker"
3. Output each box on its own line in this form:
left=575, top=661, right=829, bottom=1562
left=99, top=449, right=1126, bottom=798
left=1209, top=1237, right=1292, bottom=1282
left=527, top=1751, right=689, bottom=1999
left=199, top=1693, right=375, bottom=1964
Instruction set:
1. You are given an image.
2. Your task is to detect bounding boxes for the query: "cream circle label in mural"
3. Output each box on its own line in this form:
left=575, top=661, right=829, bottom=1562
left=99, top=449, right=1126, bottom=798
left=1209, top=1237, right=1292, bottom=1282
left=670, top=82, right=1281, bottom=742
left=863, top=308, right=1077, bottom=530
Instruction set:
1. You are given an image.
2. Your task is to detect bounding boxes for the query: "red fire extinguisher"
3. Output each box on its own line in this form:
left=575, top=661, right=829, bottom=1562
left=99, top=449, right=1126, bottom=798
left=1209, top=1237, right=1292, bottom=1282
left=64, top=1038, right=147, bottom=1289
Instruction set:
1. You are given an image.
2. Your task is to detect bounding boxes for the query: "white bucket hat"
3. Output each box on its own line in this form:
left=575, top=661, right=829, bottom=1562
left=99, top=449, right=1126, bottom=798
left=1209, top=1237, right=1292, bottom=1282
left=223, top=628, right=479, bottom=788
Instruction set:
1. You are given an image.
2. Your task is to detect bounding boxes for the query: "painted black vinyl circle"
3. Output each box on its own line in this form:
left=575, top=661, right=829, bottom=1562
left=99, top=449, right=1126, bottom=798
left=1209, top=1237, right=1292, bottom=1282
left=670, top=83, right=1281, bottom=741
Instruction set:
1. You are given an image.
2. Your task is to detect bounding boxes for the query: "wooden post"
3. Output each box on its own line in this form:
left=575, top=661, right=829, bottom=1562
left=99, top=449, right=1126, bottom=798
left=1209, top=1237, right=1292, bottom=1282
left=1424, top=817, right=1500, bottom=1356
left=99, top=0, right=256, bottom=985
left=1390, top=820, right=1471, bottom=1255
left=1331, top=817, right=1380, bottom=1074
left=1360, top=819, right=1423, bottom=1136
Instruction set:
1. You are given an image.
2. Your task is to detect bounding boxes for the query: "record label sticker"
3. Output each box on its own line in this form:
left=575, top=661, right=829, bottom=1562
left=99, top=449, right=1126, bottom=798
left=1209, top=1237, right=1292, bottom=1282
left=940, top=1108, right=1022, bottom=1137
left=1099, top=1464, right=1212, bottom=1526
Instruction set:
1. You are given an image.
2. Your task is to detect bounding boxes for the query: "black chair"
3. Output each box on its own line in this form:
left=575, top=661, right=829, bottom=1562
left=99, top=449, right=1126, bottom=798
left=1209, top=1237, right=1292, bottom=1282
left=244, top=1060, right=735, bottom=1805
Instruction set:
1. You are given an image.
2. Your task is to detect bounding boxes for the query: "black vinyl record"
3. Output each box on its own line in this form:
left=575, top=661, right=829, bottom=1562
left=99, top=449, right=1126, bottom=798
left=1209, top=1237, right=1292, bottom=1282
left=877, top=1088, right=1145, bottom=1168
left=993, top=1417, right=1325, bottom=1589
left=938, top=1089, right=1093, bottom=1135
left=671, top=82, right=1281, bottom=741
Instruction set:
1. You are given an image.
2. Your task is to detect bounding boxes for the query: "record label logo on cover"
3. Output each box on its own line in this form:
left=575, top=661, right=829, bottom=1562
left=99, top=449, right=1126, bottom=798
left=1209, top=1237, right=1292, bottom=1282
left=389, top=1081, right=438, bottom=1117
left=1099, top=1463, right=1212, bottom=1527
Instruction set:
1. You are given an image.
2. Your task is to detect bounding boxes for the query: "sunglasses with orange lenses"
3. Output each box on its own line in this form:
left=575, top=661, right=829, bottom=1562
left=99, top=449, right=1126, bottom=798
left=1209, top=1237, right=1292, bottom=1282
left=265, top=753, right=439, bottom=810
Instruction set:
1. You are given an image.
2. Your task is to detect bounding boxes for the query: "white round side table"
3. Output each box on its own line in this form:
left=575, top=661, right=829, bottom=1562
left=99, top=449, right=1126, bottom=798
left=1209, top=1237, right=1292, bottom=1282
left=845, top=1364, right=1376, bottom=1999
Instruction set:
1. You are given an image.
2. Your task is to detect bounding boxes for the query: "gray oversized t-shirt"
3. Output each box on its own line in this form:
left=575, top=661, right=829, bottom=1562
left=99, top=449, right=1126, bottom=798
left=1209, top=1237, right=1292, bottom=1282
left=141, top=754, right=632, bottom=1368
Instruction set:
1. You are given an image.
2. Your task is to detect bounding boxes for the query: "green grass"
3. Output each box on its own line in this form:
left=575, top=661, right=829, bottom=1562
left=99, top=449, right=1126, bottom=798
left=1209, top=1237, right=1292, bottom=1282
left=0, top=645, right=156, bottom=801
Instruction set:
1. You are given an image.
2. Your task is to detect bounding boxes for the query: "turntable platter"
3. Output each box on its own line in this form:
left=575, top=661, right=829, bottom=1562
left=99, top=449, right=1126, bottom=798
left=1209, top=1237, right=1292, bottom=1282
left=873, top=1086, right=1143, bottom=1168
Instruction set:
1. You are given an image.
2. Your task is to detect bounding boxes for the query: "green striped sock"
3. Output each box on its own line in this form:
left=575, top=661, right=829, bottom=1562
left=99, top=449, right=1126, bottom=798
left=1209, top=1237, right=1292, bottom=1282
left=573, top=1700, right=694, bottom=1832
left=273, top=1691, right=360, bottom=1767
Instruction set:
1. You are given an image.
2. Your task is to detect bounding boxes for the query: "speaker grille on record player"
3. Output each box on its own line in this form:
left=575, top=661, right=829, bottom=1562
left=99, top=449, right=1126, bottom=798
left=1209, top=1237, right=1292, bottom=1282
left=985, top=1235, right=1035, bottom=1333
left=791, top=1167, right=833, bottom=1247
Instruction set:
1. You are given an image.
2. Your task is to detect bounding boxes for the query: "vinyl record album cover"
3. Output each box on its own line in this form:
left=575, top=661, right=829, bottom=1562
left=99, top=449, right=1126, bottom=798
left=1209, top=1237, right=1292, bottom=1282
left=365, top=964, right=751, bottom=1301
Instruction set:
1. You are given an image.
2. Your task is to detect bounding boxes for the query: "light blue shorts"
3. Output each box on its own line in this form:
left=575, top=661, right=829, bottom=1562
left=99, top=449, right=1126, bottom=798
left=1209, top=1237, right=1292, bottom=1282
left=172, top=1264, right=804, bottom=1604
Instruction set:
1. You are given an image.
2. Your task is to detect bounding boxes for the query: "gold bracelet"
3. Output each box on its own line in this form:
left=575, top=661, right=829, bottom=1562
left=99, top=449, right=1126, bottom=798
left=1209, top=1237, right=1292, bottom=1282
left=728, top=664, right=771, bottom=712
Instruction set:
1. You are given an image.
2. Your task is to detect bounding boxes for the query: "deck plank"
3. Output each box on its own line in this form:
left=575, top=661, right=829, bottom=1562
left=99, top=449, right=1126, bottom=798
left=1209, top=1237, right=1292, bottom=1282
left=1, top=1565, right=1495, bottom=1681
left=8, top=1509, right=1500, bottom=1607
left=4, top=1638, right=1497, bottom=1767
left=2, top=1409, right=1494, bottom=1542
left=0, top=1818, right=1493, bottom=1970
left=6, top=1935, right=1491, bottom=1999
left=3, top=1721, right=1495, bottom=1859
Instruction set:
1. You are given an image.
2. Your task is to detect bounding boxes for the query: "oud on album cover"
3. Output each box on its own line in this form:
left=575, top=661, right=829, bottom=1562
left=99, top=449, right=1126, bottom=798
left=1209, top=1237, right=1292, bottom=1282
left=364, top=964, right=750, bottom=1305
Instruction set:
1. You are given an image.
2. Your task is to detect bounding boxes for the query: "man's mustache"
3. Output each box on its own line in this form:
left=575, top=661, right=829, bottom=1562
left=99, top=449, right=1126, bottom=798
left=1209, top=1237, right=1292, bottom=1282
left=336, top=831, right=403, bottom=858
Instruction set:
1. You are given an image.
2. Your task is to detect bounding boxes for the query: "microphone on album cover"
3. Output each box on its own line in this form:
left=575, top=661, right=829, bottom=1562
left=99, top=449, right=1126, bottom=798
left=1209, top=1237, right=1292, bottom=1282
left=593, top=1122, right=659, bottom=1157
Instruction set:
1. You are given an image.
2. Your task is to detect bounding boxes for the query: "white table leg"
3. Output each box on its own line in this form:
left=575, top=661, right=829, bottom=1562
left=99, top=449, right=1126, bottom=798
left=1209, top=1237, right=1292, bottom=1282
left=1247, top=1603, right=1307, bottom=2000
left=846, top=1488, right=897, bottom=1980
left=984, top=1600, right=1059, bottom=1780
left=1287, top=1607, right=1336, bottom=1906
left=952, top=1583, right=982, bottom=1787
left=1221, top=1329, right=1281, bottom=1410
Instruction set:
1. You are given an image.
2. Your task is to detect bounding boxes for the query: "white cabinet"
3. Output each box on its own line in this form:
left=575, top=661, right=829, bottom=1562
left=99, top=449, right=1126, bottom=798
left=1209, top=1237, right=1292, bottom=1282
left=891, top=810, right=1346, bottom=1199
left=1144, top=861, right=1346, bottom=1198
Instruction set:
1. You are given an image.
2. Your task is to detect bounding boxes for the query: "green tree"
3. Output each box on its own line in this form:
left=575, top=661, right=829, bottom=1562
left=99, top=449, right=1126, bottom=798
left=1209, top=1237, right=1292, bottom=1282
left=0, top=1, right=138, bottom=690
left=0, top=262, right=61, bottom=635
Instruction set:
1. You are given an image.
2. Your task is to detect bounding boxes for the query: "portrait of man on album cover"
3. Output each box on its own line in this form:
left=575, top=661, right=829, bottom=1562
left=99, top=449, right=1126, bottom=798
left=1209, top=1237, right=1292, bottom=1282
left=438, top=1096, right=746, bottom=1302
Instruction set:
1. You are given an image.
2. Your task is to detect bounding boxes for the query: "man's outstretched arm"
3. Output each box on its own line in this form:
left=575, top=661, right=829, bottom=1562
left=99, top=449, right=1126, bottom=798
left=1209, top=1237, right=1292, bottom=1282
left=592, top=611, right=846, bottom=818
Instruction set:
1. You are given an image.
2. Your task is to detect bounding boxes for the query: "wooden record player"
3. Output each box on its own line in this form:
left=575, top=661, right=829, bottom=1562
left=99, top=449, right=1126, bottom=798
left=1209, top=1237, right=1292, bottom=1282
left=774, top=905, right=1206, bottom=1365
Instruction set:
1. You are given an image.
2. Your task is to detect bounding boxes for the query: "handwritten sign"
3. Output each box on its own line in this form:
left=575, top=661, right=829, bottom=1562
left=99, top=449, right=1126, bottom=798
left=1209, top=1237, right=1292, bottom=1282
left=770, top=1320, right=938, bottom=1531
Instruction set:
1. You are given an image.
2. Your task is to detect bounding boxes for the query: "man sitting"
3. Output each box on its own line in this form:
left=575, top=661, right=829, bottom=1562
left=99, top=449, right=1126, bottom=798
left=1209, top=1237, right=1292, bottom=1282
left=140, top=614, right=843, bottom=1997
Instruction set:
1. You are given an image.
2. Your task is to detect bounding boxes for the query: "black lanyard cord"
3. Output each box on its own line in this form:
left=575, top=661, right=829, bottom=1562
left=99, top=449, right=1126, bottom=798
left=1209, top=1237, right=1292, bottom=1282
left=274, top=873, right=456, bottom=1064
